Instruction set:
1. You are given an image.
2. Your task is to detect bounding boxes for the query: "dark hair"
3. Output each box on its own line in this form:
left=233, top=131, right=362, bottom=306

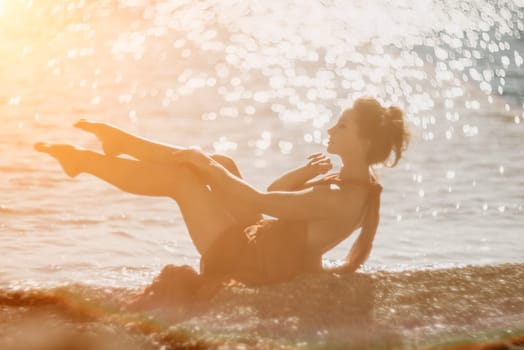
left=350, top=97, right=410, bottom=167
left=342, top=97, right=410, bottom=273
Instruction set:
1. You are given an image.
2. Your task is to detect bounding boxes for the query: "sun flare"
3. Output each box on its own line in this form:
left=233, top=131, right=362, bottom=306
left=0, top=0, right=37, bottom=21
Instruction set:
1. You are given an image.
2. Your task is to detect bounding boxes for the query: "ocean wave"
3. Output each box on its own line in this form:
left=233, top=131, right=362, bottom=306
left=0, top=165, right=36, bottom=174
left=110, top=231, right=136, bottom=239
left=57, top=218, right=105, bottom=225
left=0, top=206, right=59, bottom=215
left=0, top=264, right=523, bottom=349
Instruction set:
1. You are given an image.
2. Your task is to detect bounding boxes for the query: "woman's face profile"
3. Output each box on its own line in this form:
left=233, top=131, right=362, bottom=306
left=326, top=110, right=366, bottom=158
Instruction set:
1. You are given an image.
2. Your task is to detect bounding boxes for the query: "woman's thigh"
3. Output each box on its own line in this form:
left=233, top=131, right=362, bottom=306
left=169, top=165, right=239, bottom=255
left=209, top=154, right=263, bottom=227
left=75, top=151, right=241, bottom=256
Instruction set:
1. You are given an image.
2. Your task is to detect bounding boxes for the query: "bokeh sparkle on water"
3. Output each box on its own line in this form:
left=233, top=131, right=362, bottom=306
left=0, top=0, right=523, bottom=288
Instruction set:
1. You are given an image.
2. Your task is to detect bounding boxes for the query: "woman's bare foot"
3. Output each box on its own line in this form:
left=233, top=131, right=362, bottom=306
left=74, top=119, right=124, bottom=157
left=34, top=143, right=82, bottom=177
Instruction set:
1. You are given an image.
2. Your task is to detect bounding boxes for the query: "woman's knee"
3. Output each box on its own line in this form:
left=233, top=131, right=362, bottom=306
left=211, top=154, right=241, bottom=177
left=166, top=163, right=208, bottom=197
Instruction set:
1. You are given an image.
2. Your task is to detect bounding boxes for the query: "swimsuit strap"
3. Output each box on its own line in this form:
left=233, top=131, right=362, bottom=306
left=302, top=173, right=382, bottom=194
left=337, top=177, right=382, bottom=190
left=299, top=175, right=336, bottom=189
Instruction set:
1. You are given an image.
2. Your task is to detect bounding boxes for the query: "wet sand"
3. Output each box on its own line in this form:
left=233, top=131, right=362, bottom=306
left=0, top=263, right=523, bottom=349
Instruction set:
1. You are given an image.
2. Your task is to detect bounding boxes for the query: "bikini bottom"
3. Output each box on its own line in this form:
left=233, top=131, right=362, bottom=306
left=200, top=219, right=309, bottom=285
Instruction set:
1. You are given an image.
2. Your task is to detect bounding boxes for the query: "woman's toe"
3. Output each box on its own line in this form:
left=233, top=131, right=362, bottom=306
left=34, top=142, right=52, bottom=152
left=74, top=119, right=98, bottom=132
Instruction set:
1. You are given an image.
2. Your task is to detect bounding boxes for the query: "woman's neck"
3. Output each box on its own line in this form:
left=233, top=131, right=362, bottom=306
left=338, top=157, right=371, bottom=183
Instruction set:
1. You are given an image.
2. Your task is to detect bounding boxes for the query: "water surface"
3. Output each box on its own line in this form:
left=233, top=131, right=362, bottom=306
left=0, top=0, right=523, bottom=288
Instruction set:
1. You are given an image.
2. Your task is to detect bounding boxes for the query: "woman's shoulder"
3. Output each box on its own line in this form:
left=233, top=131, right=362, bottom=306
left=300, top=173, right=343, bottom=190
left=300, top=173, right=380, bottom=198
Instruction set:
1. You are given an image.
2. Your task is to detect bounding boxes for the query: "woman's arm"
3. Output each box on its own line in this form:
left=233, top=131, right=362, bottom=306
left=267, top=153, right=332, bottom=191
left=255, top=187, right=345, bottom=220
left=173, top=150, right=343, bottom=221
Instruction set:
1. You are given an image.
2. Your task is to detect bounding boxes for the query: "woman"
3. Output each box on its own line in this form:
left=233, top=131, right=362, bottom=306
left=35, top=97, right=410, bottom=306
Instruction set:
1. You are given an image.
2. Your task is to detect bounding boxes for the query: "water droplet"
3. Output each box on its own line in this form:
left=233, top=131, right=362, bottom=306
left=515, top=50, right=523, bottom=66
left=129, top=110, right=138, bottom=123
left=230, top=77, right=241, bottom=86
left=423, top=131, right=434, bottom=140
left=304, top=133, right=313, bottom=143
left=219, top=107, right=238, bottom=118
left=244, top=106, right=256, bottom=115
left=278, top=141, right=293, bottom=154
left=173, top=39, right=185, bottom=48
left=254, top=91, right=271, bottom=103
left=479, top=81, right=492, bottom=94
left=412, top=174, right=423, bottom=183
left=255, top=132, right=271, bottom=150
left=313, top=130, right=322, bottom=144
left=9, top=96, right=21, bottom=105
left=462, top=124, right=479, bottom=137
left=213, top=137, right=237, bottom=153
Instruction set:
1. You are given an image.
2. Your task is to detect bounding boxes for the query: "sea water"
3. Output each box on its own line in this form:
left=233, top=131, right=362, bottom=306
left=0, top=0, right=523, bottom=289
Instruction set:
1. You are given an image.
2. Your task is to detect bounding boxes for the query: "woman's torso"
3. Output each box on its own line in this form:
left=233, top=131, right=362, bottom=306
left=297, top=174, right=375, bottom=259
left=201, top=173, right=379, bottom=283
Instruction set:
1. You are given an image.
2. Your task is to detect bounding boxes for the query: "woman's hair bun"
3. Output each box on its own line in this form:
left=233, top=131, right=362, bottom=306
left=384, top=105, right=410, bottom=167
left=352, top=97, right=410, bottom=168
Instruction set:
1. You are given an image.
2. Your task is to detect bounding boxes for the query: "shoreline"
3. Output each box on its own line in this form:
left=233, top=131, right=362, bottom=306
left=0, top=263, right=523, bottom=349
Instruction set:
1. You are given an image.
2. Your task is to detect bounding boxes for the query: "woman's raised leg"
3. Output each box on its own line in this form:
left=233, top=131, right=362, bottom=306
left=74, top=120, right=183, bottom=163
left=34, top=142, right=243, bottom=255
left=73, top=120, right=263, bottom=226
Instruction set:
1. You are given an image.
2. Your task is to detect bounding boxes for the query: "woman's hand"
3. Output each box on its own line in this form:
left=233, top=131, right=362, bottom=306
left=305, top=153, right=332, bottom=176
left=267, top=153, right=333, bottom=192
left=172, top=148, right=215, bottom=170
